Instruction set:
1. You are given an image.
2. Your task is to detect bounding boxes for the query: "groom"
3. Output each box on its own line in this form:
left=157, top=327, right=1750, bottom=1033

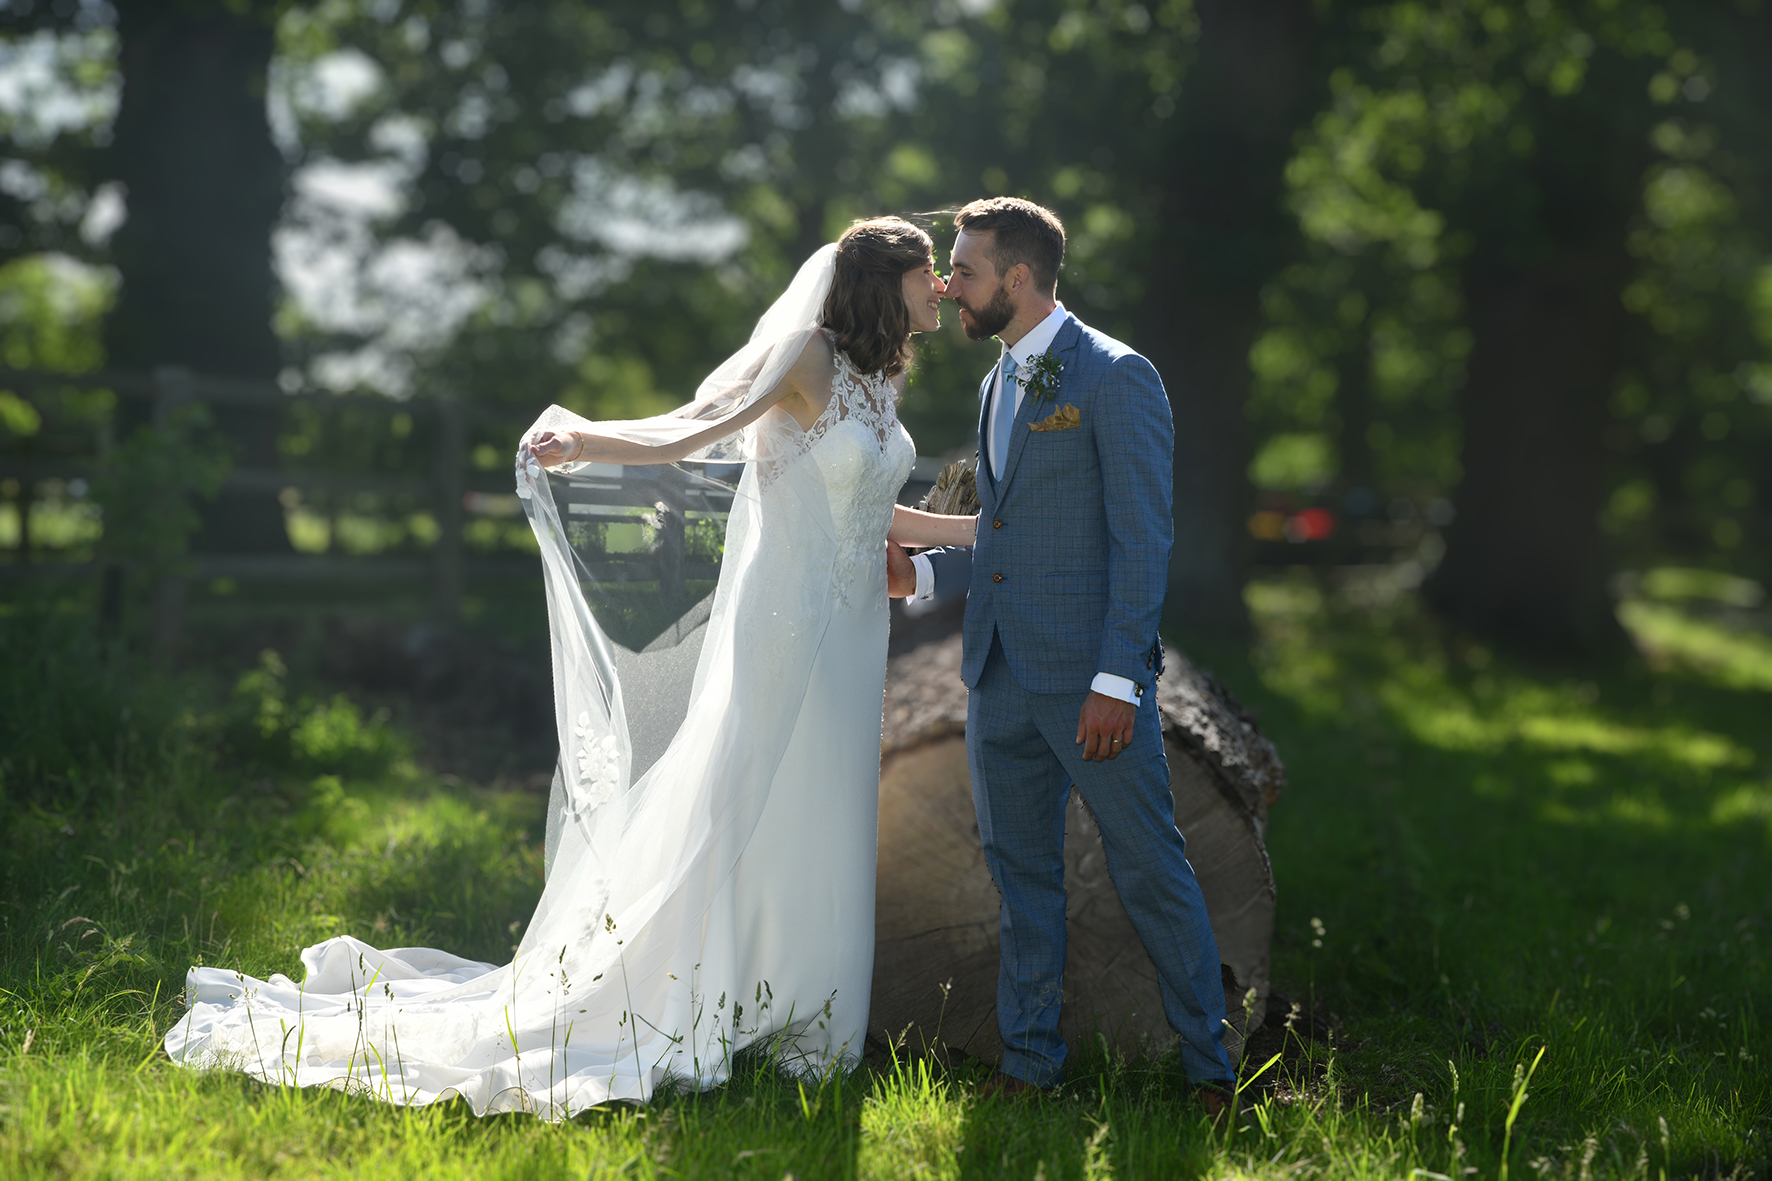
left=887, top=198, right=1233, bottom=1107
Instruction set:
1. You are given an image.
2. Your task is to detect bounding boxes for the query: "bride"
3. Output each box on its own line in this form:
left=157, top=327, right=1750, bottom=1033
left=164, top=217, right=977, bottom=1116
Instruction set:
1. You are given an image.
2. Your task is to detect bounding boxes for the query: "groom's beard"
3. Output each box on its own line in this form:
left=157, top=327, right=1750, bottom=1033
left=958, top=283, right=1016, bottom=342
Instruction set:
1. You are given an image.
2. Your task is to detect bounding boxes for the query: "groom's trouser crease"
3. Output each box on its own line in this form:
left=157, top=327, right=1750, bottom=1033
left=968, top=633, right=1233, bottom=1088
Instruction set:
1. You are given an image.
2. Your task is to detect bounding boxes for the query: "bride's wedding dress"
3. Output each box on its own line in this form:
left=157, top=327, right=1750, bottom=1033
left=164, top=329, right=916, bottom=1115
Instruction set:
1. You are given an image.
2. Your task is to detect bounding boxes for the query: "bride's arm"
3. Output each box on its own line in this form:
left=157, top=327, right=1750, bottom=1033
left=530, top=382, right=795, bottom=468
left=531, top=336, right=826, bottom=467
left=889, top=504, right=978, bottom=548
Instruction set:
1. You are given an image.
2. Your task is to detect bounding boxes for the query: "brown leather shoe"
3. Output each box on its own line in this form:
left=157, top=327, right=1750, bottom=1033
left=977, top=1071, right=1049, bottom=1100
left=1196, top=1084, right=1235, bottom=1128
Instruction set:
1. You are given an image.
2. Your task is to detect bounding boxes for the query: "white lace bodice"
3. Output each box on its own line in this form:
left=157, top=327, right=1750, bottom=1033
left=765, top=346, right=916, bottom=609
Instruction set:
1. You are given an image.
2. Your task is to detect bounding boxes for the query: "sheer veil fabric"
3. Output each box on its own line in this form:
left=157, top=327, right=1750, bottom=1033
left=164, top=245, right=915, bottom=1116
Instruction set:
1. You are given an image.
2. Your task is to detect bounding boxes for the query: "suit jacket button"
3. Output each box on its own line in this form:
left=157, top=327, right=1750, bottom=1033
left=992, top=573, right=1003, bottom=583
left=992, top=519, right=1003, bottom=529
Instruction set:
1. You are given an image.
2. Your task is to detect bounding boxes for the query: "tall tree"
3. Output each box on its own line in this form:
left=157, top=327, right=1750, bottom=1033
left=1275, top=0, right=1772, bottom=653
left=1426, top=55, right=1650, bottom=652
left=105, top=0, right=290, bottom=551
left=1139, top=0, right=1320, bottom=635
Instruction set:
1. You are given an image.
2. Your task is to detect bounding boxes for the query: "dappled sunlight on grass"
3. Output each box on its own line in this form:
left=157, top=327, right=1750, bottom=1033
left=1711, top=784, right=1772, bottom=833
left=1216, top=572, right=1768, bottom=1177
left=1619, top=598, right=1772, bottom=692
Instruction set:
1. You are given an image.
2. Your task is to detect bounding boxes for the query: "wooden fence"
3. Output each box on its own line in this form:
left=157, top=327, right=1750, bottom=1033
left=0, top=365, right=554, bottom=649
left=0, top=365, right=948, bottom=653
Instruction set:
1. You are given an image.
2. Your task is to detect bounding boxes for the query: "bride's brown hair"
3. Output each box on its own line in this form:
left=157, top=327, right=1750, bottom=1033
left=821, top=216, right=934, bottom=379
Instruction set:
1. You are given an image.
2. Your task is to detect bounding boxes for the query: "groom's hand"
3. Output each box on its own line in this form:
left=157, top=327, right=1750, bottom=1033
left=1077, top=691, right=1135, bottom=762
left=886, top=540, right=917, bottom=598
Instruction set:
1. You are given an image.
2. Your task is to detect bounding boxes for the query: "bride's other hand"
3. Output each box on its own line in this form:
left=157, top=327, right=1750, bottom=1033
left=886, top=540, right=916, bottom=598
left=530, top=429, right=584, bottom=468
left=889, top=504, right=978, bottom=548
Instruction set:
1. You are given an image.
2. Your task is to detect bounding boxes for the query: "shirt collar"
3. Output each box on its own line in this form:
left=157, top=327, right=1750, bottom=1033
left=1005, top=302, right=1068, bottom=368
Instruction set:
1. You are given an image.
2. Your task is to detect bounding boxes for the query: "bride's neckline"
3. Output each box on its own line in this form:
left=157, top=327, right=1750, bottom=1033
left=774, top=330, right=890, bottom=437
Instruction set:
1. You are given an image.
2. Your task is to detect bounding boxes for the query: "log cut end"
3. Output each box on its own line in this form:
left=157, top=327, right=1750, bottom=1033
left=872, top=633, right=1284, bottom=1069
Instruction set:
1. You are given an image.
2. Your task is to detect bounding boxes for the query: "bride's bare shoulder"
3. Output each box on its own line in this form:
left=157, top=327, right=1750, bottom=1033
left=797, top=327, right=837, bottom=369
left=782, top=327, right=838, bottom=392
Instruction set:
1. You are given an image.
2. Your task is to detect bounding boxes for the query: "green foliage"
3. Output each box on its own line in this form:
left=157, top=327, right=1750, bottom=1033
left=0, top=254, right=116, bottom=485
left=86, top=405, right=230, bottom=577
left=1250, top=431, right=1335, bottom=491
left=8, top=0, right=1772, bottom=606
left=0, top=17, right=118, bottom=265
left=1258, top=0, right=1772, bottom=580
left=224, top=648, right=408, bottom=781
left=0, top=254, right=113, bottom=377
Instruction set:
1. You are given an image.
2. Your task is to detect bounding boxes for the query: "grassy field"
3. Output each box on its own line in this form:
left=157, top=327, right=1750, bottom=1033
left=1, top=572, right=1767, bottom=1179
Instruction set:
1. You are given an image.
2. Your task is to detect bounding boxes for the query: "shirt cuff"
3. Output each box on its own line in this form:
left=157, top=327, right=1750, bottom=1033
left=1091, top=672, right=1143, bottom=707
left=909, top=553, right=936, bottom=602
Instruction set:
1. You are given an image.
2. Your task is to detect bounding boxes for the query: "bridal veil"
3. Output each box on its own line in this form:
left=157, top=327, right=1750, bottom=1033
left=167, top=245, right=868, bottom=1113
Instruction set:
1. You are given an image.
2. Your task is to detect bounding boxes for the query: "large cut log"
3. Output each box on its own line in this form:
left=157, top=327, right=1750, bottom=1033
left=871, top=632, right=1284, bottom=1067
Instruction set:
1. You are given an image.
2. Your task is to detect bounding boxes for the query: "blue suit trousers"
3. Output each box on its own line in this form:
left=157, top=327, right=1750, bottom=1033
left=967, top=634, right=1233, bottom=1088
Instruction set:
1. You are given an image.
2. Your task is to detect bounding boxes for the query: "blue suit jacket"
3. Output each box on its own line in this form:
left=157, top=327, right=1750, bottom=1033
left=924, top=313, right=1173, bottom=694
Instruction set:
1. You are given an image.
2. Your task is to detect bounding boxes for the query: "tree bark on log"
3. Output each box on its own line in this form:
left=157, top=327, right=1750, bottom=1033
left=871, top=634, right=1284, bottom=1067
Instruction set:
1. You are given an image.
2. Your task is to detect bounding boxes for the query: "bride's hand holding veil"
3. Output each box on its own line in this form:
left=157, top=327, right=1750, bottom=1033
left=527, top=427, right=585, bottom=467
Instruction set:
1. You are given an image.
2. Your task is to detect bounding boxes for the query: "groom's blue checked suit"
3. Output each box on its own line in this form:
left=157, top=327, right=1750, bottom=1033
left=919, top=310, right=1233, bottom=1089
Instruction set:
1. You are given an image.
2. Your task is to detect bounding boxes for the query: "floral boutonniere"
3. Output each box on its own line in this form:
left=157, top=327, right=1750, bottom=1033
left=1016, top=350, right=1065, bottom=404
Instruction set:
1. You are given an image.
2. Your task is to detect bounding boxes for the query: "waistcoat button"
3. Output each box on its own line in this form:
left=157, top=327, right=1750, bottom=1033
left=992, top=573, right=1004, bottom=583
left=992, top=519, right=1003, bottom=529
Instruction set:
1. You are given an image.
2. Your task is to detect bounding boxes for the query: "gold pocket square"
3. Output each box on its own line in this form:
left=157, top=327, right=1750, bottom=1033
left=1029, top=403, right=1081, bottom=432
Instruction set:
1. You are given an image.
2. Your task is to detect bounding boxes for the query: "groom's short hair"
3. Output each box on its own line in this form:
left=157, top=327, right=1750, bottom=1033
left=954, top=198, right=1066, bottom=296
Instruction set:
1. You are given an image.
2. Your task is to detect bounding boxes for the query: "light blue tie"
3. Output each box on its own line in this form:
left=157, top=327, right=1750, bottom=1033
left=992, top=351, right=1019, bottom=480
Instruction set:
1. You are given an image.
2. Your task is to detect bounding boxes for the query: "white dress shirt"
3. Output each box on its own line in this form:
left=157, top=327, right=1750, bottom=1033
left=907, top=304, right=1144, bottom=708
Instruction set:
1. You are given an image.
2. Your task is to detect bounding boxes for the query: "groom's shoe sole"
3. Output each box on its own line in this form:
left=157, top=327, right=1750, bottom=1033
left=977, top=1071, right=1050, bottom=1100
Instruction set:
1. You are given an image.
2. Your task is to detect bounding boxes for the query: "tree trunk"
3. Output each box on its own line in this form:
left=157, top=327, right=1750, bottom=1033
left=871, top=634, right=1284, bottom=1067
left=1141, top=0, right=1319, bottom=637
left=104, top=1, right=288, bottom=554
left=1422, top=75, right=1649, bottom=654
left=1424, top=249, right=1629, bottom=652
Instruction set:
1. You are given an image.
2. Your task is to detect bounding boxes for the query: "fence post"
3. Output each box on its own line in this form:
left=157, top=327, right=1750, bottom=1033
left=433, top=397, right=464, bottom=629
left=151, top=366, right=191, bottom=661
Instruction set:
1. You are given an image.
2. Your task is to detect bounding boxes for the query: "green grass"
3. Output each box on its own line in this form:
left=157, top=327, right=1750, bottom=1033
left=2, top=575, right=1768, bottom=1178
